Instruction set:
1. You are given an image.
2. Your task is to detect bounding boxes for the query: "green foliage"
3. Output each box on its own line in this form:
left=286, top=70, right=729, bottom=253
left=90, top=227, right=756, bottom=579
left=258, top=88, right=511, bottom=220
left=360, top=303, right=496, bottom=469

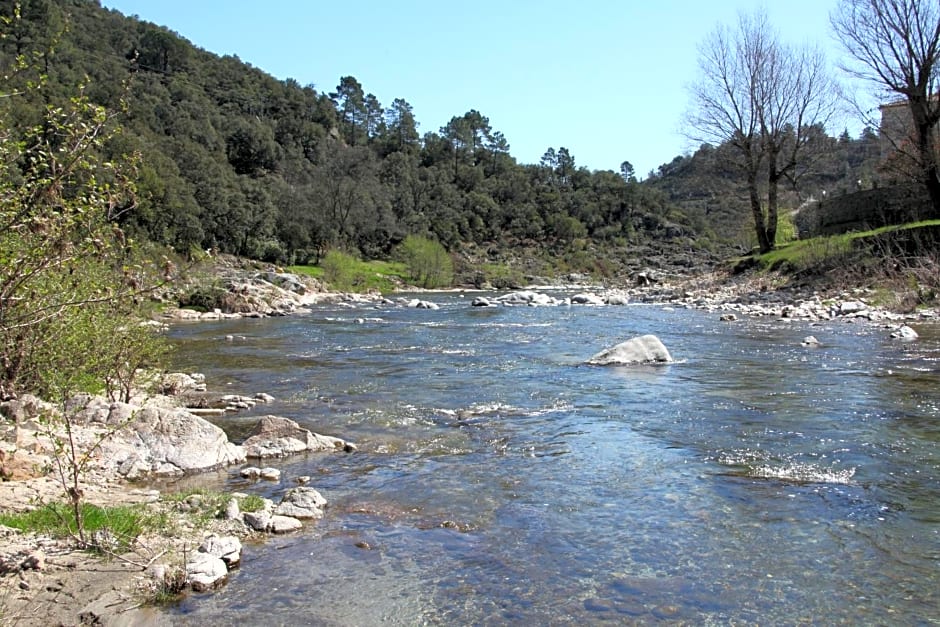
left=480, top=263, right=525, bottom=289
left=0, top=80, right=168, bottom=400
left=775, top=212, right=798, bottom=247
left=179, top=283, right=229, bottom=312
left=320, top=250, right=360, bottom=291
left=313, top=252, right=407, bottom=293
left=758, top=220, right=940, bottom=273
left=0, top=28, right=171, bottom=546
left=2, top=0, right=899, bottom=280
left=0, top=502, right=158, bottom=552
left=394, top=235, right=454, bottom=288
left=238, top=494, right=265, bottom=513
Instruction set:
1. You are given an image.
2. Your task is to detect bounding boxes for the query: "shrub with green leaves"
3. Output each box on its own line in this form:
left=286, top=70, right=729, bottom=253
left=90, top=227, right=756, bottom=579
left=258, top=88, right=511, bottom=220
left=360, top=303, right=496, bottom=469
left=0, top=23, right=170, bottom=546
left=394, top=235, right=454, bottom=289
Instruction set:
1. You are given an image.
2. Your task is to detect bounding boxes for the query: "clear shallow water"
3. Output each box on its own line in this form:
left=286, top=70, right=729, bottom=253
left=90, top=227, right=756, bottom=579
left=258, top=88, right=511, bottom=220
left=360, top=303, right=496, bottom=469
left=162, top=295, right=940, bottom=625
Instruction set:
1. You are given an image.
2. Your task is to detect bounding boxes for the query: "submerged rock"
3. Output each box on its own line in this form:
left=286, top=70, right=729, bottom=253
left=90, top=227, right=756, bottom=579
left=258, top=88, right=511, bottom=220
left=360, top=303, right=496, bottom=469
left=586, top=335, right=673, bottom=366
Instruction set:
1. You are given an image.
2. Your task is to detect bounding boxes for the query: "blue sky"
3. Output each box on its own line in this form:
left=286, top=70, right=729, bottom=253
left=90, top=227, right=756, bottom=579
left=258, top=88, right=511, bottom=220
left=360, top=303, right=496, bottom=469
left=101, top=0, right=854, bottom=178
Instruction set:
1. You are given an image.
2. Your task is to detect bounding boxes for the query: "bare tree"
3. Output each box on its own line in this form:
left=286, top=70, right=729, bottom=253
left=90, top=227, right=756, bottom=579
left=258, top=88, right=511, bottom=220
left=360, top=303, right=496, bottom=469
left=687, top=10, right=838, bottom=253
left=831, top=0, right=940, bottom=214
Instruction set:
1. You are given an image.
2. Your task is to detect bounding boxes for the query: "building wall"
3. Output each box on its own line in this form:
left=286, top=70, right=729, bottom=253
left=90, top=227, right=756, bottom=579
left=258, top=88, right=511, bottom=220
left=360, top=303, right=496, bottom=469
left=793, top=184, right=933, bottom=238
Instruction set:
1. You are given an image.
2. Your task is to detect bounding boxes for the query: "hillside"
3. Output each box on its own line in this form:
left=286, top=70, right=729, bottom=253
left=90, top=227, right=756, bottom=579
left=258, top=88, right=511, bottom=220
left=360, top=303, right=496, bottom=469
left=1, top=0, right=883, bottom=280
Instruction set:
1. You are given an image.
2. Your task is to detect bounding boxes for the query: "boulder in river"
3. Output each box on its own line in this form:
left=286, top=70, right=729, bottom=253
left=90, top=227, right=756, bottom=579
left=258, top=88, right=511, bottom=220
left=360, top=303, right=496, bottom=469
left=890, top=325, right=918, bottom=340
left=241, top=415, right=356, bottom=458
left=586, top=335, right=673, bottom=366
left=274, top=486, right=328, bottom=519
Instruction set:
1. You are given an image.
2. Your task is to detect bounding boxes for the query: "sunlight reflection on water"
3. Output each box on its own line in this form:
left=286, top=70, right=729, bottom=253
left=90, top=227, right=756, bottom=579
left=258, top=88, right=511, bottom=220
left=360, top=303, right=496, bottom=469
left=165, top=296, right=940, bottom=624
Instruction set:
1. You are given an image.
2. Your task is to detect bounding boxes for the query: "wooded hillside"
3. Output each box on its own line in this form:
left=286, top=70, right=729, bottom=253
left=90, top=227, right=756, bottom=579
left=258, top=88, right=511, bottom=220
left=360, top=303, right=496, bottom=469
left=2, top=0, right=882, bottom=276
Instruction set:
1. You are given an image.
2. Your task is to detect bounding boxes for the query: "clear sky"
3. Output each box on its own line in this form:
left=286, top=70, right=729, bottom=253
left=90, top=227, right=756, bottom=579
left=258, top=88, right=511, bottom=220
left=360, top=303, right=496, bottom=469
left=100, top=0, right=854, bottom=178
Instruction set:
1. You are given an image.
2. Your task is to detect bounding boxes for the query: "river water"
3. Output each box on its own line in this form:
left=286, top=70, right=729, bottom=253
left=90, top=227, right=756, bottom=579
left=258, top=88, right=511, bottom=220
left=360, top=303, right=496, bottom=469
left=162, top=293, right=940, bottom=625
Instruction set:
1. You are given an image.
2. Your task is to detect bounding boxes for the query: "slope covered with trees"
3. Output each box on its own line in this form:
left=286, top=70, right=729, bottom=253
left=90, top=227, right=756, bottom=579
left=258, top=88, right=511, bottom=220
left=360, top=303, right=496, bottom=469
left=2, top=0, right=884, bottom=279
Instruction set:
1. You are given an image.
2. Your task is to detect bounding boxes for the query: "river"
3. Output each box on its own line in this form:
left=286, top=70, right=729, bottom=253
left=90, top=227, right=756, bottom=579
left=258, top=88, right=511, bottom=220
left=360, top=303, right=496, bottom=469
left=161, top=293, right=940, bottom=625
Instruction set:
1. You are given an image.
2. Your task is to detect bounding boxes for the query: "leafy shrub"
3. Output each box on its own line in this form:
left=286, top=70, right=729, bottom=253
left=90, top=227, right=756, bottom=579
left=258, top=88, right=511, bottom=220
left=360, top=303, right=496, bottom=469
left=394, top=235, right=454, bottom=288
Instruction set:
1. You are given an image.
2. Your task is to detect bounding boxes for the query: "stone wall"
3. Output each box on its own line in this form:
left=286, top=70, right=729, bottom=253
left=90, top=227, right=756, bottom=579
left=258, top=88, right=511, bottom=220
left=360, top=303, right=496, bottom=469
left=794, top=184, right=933, bottom=238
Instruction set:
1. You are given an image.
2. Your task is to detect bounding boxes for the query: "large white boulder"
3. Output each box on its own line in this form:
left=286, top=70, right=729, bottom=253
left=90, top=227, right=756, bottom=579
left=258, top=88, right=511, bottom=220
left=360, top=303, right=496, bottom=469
left=587, top=335, right=673, bottom=366
left=96, top=404, right=246, bottom=479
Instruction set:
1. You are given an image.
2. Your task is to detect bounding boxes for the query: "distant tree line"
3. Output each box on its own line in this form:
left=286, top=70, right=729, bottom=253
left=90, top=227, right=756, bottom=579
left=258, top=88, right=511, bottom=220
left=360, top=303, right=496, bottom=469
left=1, top=0, right=890, bottom=268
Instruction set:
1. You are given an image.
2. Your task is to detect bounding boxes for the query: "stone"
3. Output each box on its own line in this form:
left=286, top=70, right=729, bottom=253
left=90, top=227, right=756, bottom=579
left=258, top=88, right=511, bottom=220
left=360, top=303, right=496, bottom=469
left=890, top=325, right=919, bottom=340
left=186, top=551, right=228, bottom=592
left=20, top=550, right=45, bottom=571
left=240, top=466, right=261, bottom=479
left=274, top=486, right=327, bottom=519
left=255, top=393, right=276, bottom=403
left=570, top=293, right=606, bottom=306
left=241, top=415, right=354, bottom=458
left=200, top=534, right=242, bottom=566
left=839, top=300, right=868, bottom=315
left=269, top=515, right=303, bottom=534
left=96, top=404, right=246, bottom=480
left=720, top=313, right=738, bottom=322
left=407, top=299, right=440, bottom=310
left=495, top=291, right=559, bottom=307
left=224, top=498, right=241, bottom=520
left=243, top=511, right=271, bottom=532
left=0, top=449, right=45, bottom=481
left=259, top=467, right=281, bottom=481
left=160, top=373, right=207, bottom=395
left=471, top=297, right=495, bottom=307
left=586, top=335, right=673, bottom=366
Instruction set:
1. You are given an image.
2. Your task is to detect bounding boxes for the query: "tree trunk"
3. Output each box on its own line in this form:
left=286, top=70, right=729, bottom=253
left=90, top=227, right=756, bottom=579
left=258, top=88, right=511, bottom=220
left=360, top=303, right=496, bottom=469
left=766, top=157, right=781, bottom=250
left=748, top=172, right=772, bottom=253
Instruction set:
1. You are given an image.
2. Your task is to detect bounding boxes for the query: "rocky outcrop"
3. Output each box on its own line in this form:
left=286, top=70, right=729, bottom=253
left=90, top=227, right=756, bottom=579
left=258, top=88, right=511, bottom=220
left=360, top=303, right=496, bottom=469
left=160, top=372, right=207, bottom=395
left=241, top=415, right=356, bottom=458
left=95, top=404, right=246, bottom=480
left=587, top=335, right=673, bottom=366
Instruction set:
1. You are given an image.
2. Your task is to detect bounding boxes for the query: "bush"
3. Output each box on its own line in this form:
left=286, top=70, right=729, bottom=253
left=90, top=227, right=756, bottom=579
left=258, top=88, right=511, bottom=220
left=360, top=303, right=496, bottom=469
left=394, top=235, right=454, bottom=288
left=320, top=249, right=361, bottom=291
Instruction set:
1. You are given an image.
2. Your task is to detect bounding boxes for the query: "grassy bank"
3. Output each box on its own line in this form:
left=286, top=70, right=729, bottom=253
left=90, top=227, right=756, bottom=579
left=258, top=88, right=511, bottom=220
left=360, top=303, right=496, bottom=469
left=750, top=220, right=940, bottom=310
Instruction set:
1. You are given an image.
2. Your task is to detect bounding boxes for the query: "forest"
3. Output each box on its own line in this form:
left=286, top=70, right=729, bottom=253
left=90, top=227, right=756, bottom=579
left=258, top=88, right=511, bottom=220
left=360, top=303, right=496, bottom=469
left=1, top=0, right=884, bottom=278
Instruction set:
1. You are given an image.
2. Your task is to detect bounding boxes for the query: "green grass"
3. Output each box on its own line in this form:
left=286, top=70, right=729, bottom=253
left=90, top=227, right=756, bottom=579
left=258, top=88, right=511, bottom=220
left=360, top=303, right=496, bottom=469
left=289, top=254, right=409, bottom=293
left=757, top=219, right=940, bottom=272
left=163, top=488, right=233, bottom=525
left=237, top=494, right=265, bottom=513
left=0, top=502, right=160, bottom=551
